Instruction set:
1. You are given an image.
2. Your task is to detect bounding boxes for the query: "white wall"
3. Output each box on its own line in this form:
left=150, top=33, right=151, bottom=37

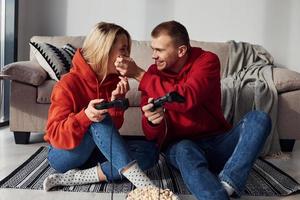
left=18, top=0, right=300, bottom=72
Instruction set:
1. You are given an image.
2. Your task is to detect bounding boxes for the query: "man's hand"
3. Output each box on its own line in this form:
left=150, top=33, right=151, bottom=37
left=115, top=56, right=145, bottom=81
left=142, top=98, right=164, bottom=125
left=111, top=76, right=130, bottom=101
left=85, top=99, right=108, bottom=122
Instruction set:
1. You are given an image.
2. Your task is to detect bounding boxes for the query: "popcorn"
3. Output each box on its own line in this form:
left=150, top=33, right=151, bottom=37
left=126, top=186, right=180, bottom=200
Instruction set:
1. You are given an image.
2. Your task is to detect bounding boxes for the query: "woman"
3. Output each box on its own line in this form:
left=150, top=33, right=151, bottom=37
left=43, top=22, right=157, bottom=191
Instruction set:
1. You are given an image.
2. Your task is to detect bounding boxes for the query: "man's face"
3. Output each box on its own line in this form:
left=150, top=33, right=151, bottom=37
left=151, top=34, right=179, bottom=72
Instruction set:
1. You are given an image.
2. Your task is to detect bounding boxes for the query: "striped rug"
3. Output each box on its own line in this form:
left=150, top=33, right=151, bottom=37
left=1, top=147, right=300, bottom=196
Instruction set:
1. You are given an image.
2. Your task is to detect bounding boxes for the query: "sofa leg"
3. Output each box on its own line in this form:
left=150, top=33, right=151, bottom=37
left=280, top=139, right=295, bottom=152
left=14, top=132, right=30, bottom=144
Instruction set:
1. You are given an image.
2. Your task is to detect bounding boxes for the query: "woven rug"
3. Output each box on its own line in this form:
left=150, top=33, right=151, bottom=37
left=1, top=147, right=300, bottom=196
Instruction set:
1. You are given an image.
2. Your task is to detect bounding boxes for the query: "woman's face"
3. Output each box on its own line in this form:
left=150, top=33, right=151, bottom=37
left=108, top=33, right=129, bottom=74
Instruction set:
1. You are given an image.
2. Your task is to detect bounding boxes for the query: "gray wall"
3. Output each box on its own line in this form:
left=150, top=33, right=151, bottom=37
left=18, top=0, right=300, bottom=72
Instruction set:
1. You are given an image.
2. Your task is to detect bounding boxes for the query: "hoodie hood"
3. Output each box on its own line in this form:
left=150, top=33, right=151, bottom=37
left=70, top=49, right=119, bottom=89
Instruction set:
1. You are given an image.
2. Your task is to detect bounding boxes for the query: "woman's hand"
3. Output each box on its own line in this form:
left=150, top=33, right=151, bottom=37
left=111, top=76, right=130, bottom=101
left=142, top=98, right=164, bottom=125
left=115, top=56, right=145, bottom=81
left=85, top=99, right=108, bottom=122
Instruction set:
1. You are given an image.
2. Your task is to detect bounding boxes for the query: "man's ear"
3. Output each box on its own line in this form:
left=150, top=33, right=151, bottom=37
left=177, top=45, right=188, bottom=58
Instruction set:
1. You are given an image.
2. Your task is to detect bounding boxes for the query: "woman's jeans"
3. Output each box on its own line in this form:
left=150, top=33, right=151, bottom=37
left=47, top=115, right=158, bottom=181
left=164, top=111, right=272, bottom=200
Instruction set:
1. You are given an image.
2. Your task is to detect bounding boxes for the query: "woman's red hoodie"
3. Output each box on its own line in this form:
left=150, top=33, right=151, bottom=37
left=44, top=49, right=124, bottom=150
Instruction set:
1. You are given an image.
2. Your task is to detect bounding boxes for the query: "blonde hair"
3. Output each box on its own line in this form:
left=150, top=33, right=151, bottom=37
left=82, top=22, right=131, bottom=80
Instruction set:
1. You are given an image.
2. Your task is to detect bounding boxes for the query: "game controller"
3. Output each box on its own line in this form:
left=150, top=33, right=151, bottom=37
left=150, top=91, right=185, bottom=112
left=95, top=98, right=129, bottom=110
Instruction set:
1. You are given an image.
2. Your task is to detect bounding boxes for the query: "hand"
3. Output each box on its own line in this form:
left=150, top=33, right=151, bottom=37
left=111, top=76, right=130, bottom=101
left=85, top=99, right=108, bottom=122
left=115, top=56, right=136, bottom=77
left=115, top=56, right=145, bottom=81
left=142, top=98, right=164, bottom=125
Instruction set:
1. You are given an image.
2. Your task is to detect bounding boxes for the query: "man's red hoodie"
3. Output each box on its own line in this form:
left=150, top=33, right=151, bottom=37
left=44, top=49, right=124, bottom=150
left=139, top=47, right=232, bottom=147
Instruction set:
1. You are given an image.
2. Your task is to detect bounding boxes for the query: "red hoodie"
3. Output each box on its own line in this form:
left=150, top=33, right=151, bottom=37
left=139, top=47, right=232, bottom=147
left=44, top=49, right=124, bottom=150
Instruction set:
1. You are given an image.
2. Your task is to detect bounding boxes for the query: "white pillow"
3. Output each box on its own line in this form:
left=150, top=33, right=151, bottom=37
left=29, top=42, right=76, bottom=81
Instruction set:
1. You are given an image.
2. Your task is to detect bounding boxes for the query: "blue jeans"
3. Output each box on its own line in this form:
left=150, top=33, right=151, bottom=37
left=47, top=115, right=159, bottom=181
left=164, top=111, right=271, bottom=200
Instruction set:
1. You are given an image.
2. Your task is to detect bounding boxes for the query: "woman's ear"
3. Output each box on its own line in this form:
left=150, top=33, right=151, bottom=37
left=177, top=45, right=188, bottom=58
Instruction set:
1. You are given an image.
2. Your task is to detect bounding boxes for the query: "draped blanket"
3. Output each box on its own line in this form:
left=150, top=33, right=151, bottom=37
left=221, top=40, right=280, bottom=156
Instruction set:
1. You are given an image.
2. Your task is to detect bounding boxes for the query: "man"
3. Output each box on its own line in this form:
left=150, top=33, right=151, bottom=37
left=116, top=20, right=271, bottom=200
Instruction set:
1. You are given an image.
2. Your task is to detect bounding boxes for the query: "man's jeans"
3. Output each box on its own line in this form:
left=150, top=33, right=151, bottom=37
left=47, top=115, right=158, bottom=181
left=164, top=111, right=272, bottom=200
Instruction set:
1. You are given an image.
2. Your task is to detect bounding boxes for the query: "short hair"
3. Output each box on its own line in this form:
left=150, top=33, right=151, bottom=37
left=82, top=22, right=131, bottom=79
left=151, top=20, right=190, bottom=48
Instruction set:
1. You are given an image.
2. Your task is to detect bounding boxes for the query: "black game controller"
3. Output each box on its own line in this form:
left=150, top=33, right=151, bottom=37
left=150, top=91, right=185, bottom=112
left=95, top=98, right=129, bottom=110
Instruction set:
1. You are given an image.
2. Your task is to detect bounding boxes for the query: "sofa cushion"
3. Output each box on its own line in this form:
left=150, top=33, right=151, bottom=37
left=30, top=36, right=85, bottom=60
left=37, top=80, right=57, bottom=103
left=119, top=107, right=143, bottom=136
left=273, top=67, right=300, bottom=93
left=190, top=40, right=229, bottom=75
left=3, top=60, right=48, bottom=86
left=125, top=79, right=141, bottom=107
left=30, top=41, right=76, bottom=81
left=130, top=41, right=154, bottom=71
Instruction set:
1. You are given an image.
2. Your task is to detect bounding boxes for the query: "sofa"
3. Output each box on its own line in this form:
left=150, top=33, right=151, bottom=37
left=3, top=36, right=300, bottom=152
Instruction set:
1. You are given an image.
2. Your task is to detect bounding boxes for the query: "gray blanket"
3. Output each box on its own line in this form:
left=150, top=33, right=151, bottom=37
left=221, top=40, right=280, bottom=156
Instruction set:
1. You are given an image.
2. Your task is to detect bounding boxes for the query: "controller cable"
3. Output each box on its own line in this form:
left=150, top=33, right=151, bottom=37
left=158, top=109, right=169, bottom=200
left=110, top=117, right=114, bottom=200
left=158, top=108, right=168, bottom=200
left=105, top=97, right=176, bottom=200
left=110, top=108, right=162, bottom=200
left=96, top=99, right=127, bottom=200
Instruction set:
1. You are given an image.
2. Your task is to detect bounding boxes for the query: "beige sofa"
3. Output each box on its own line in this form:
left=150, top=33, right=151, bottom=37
left=3, top=36, right=300, bottom=152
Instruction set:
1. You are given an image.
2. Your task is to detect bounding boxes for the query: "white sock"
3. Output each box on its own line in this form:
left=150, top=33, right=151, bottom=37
left=221, top=181, right=235, bottom=196
left=121, top=162, right=155, bottom=188
left=43, top=166, right=100, bottom=191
